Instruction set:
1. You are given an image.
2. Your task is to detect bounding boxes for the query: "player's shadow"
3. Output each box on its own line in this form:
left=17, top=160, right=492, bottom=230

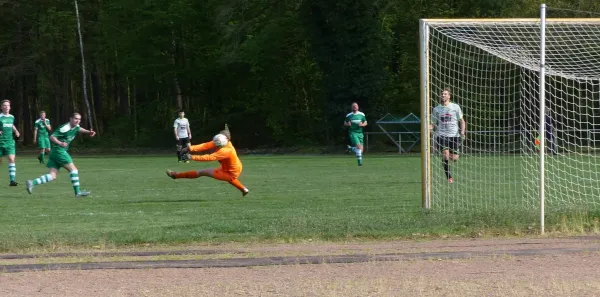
left=124, top=198, right=209, bottom=204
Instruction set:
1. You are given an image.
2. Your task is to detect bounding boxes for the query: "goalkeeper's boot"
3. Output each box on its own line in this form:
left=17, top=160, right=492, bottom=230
left=26, top=180, right=33, bottom=194
left=9, top=181, right=18, bottom=186
left=75, top=190, right=91, bottom=197
left=242, top=189, right=249, bottom=197
left=166, top=169, right=177, bottom=179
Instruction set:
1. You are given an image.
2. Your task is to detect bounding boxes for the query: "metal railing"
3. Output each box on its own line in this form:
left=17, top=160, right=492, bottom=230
left=364, top=129, right=600, bottom=153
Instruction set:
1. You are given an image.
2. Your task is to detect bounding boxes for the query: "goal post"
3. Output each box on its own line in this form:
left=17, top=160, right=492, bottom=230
left=420, top=5, right=600, bottom=232
left=419, top=19, right=431, bottom=209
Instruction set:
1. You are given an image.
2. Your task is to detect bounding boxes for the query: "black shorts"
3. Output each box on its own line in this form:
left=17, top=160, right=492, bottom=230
left=177, top=137, right=190, bottom=149
left=435, top=136, right=461, bottom=155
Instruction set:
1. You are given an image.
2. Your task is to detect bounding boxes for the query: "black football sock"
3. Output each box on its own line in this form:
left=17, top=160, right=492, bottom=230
left=443, top=158, right=451, bottom=179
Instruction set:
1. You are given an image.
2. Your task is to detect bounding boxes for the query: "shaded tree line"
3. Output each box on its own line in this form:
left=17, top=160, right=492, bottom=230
left=0, top=0, right=596, bottom=149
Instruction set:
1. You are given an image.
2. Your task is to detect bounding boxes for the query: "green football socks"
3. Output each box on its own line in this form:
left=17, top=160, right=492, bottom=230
left=8, top=163, right=15, bottom=182
left=33, top=173, right=54, bottom=185
left=70, top=170, right=81, bottom=194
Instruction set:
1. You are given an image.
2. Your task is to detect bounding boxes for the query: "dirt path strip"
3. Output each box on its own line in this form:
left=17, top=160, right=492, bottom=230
left=2, top=235, right=599, bottom=260
left=0, top=249, right=243, bottom=260
left=2, top=245, right=599, bottom=273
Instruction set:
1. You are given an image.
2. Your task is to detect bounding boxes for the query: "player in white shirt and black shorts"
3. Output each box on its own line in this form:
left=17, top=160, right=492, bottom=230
left=174, top=110, right=192, bottom=163
left=430, top=88, right=466, bottom=183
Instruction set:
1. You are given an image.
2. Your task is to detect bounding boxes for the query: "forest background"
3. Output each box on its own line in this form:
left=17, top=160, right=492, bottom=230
left=1, top=0, right=597, bottom=149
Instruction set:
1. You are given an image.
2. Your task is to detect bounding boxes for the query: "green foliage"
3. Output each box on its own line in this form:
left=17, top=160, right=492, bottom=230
left=0, top=0, right=598, bottom=147
left=300, top=0, right=389, bottom=141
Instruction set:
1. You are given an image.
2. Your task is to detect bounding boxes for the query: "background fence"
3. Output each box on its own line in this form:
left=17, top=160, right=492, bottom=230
left=365, top=129, right=600, bottom=154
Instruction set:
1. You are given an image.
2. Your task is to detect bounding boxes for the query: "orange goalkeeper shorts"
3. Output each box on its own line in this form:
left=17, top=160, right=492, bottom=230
left=212, top=168, right=240, bottom=182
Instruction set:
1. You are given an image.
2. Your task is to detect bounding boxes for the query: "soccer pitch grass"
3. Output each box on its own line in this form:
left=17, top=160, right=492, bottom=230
left=430, top=154, right=600, bottom=211
left=0, top=154, right=598, bottom=252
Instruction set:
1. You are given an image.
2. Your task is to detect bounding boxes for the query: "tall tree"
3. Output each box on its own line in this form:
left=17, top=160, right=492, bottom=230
left=301, top=0, right=388, bottom=142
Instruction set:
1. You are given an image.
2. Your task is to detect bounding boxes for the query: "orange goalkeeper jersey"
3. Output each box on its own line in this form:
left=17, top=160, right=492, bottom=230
left=189, top=141, right=242, bottom=174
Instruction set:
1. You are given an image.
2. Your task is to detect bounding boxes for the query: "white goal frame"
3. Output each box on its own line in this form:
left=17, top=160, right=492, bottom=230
left=420, top=4, right=600, bottom=234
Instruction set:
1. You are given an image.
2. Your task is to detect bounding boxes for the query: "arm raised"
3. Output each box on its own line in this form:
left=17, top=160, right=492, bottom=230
left=188, top=141, right=216, bottom=153
left=191, top=147, right=231, bottom=162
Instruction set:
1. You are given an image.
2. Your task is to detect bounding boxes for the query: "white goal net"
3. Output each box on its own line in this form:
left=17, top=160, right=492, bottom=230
left=420, top=14, right=600, bottom=213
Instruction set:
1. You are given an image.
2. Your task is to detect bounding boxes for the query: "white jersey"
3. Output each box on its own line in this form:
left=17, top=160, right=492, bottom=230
left=173, top=118, right=190, bottom=138
left=432, top=103, right=463, bottom=137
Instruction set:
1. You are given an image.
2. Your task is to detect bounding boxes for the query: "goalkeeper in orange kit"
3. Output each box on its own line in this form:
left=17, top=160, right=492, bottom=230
left=166, top=128, right=249, bottom=196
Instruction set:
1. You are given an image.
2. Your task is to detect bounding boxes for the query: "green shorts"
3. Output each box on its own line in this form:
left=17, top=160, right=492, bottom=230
left=0, top=144, right=15, bottom=157
left=349, top=133, right=364, bottom=147
left=47, top=150, right=73, bottom=170
left=37, top=137, right=51, bottom=149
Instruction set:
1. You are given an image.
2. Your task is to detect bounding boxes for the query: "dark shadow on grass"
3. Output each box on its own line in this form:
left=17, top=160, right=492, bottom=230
left=124, top=199, right=209, bottom=204
left=0, top=249, right=242, bottom=260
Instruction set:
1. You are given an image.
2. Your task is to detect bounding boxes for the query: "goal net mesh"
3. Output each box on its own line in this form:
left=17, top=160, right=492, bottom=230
left=425, top=19, right=600, bottom=211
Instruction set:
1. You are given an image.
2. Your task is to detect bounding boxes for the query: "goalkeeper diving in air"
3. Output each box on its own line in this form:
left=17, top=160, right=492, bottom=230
left=166, top=127, right=249, bottom=196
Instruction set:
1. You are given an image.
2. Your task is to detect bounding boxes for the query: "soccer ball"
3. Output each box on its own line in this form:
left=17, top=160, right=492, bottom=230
left=213, top=133, right=228, bottom=148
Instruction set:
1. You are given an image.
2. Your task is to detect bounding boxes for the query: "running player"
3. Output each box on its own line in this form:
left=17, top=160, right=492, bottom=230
left=174, top=110, right=192, bottom=163
left=344, top=102, right=367, bottom=166
left=33, top=111, right=52, bottom=164
left=0, top=99, right=21, bottom=186
left=430, top=88, right=466, bottom=183
left=26, top=113, right=96, bottom=197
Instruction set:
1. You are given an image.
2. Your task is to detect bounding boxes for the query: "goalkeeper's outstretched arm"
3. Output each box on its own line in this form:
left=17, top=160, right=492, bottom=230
left=188, top=141, right=216, bottom=153
left=191, top=148, right=231, bottom=162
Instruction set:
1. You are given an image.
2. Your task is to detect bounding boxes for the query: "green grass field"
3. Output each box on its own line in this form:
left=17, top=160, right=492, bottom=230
left=0, top=154, right=599, bottom=252
left=429, top=154, right=600, bottom=210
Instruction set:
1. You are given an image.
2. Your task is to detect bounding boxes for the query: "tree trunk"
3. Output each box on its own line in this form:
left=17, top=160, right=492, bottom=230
left=174, top=77, right=183, bottom=111
left=23, top=75, right=34, bottom=145
left=132, top=84, right=138, bottom=141
left=91, top=62, right=102, bottom=132
left=71, top=79, right=78, bottom=116
left=172, top=29, right=183, bottom=110
left=16, top=76, right=24, bottom=143
left=117, top=75, right=130, bottom=116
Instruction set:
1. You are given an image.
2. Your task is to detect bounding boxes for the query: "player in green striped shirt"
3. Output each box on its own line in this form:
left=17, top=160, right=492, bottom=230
left=0, top=100, right=21, bottom=186
left=344, top=102, right=368, bottom=166
left=26, top=113, right=96, bottom=197
left=33, top=111, right=52, bottom=164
